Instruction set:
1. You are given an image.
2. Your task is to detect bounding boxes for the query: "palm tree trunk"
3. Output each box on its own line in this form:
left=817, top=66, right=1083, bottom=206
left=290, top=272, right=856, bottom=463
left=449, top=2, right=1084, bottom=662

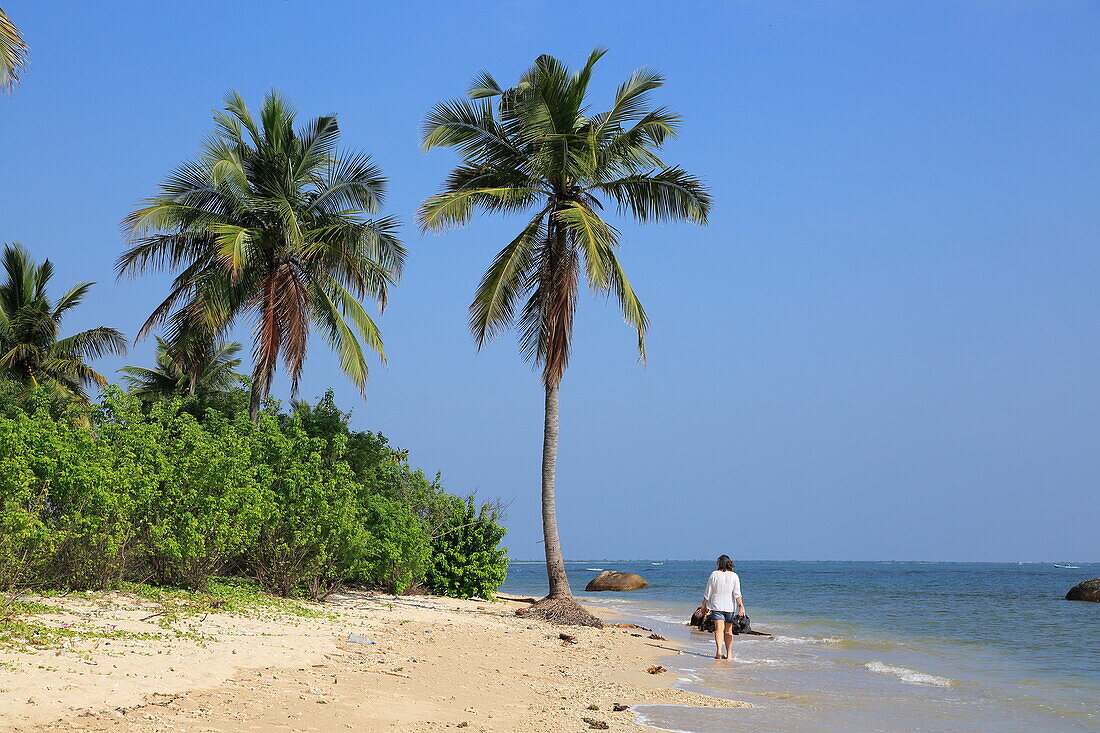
left=248, top=383, right=263, bottom=423
left=541, top=380, right=572, bottom=598
left=248, top=362, right=271, bottom=422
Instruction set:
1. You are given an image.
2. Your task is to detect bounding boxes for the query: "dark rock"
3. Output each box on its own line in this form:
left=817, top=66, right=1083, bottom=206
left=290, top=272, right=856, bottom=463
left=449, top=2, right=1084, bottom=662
left=1066, top=577, right=1100, bottom=602
left=584, top=571, right=648, bottom=592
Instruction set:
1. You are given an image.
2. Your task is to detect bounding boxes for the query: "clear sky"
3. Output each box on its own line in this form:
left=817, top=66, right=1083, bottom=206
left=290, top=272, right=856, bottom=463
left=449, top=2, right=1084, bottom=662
left=1, top=1, right=1097, bottom=562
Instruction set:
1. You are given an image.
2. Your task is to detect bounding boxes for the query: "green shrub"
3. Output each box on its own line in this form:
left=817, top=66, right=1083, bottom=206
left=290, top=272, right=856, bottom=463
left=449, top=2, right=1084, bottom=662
left=0, top=400, right=136, bottom=590
left=248, top=417, right=370, bottom=599
left=111, top=400, right=269, bottom=588
left=426, top=496, right=508, bottom=600
left=356, top=494, right=431, bottom=594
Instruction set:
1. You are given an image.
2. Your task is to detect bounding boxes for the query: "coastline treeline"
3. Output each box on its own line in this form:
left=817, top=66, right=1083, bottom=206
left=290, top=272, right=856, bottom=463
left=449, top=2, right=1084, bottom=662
left=0, top=385, right=508, bottom=601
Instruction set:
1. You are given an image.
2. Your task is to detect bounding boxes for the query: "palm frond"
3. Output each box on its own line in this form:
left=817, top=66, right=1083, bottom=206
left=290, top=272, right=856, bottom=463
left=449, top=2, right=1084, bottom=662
left=553, top=201, right=620, bottom=290
left=0, top=7, right=28, bottom=93
left=469, top=212, right=545, bottom=347
left=594, top=166, right=711, bottom=224
left=53, top=327, right=128, bottom=361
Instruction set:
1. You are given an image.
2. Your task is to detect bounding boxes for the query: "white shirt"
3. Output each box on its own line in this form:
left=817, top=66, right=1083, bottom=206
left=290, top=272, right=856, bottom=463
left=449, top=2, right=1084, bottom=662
left=703, top=570, right=742, bottom=612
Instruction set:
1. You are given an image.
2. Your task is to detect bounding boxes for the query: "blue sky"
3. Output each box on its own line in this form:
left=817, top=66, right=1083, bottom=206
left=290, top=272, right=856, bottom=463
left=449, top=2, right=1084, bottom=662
left=1, top=1, right=1097, bottom=562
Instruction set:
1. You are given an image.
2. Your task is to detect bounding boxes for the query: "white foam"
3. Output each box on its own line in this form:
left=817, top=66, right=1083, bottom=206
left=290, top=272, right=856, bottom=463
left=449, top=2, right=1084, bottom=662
left=770, top=635, right=813, bottom=644
left=865, top=660, right=954, bottom=687
left=735, top=657, right=793, bottom=667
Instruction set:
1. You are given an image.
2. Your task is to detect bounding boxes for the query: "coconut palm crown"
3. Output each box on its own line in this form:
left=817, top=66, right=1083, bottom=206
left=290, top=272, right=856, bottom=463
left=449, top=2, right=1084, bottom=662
left=119, top=337, right=245, bottom=402
left=0, top=243, right=127, bottom=401
left=118, top=90, right=405, bottom=420
left=419, top=49, right=711, bottom=606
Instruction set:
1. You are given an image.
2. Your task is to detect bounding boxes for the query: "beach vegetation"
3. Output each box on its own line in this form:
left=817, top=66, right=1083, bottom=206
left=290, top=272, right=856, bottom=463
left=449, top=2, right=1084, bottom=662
left=425, top=495, right=508, bottom=600
left=0, top=385, right=507, bottom=603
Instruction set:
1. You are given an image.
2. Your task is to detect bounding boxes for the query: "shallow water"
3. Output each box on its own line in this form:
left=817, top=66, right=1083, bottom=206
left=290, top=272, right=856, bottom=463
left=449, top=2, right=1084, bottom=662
left=502, top=561, right=1100, bottom=731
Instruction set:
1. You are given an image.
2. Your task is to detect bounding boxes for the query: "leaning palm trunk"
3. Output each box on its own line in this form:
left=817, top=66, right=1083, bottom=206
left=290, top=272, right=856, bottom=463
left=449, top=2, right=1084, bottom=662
left=420, top=49, right=711, bottom=625
left=541, top=381, right=572, bottom=598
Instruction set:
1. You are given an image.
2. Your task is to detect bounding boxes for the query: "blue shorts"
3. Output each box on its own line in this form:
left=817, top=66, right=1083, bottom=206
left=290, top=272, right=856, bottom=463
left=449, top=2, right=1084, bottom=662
left=709, top=610, right=737, bottom=623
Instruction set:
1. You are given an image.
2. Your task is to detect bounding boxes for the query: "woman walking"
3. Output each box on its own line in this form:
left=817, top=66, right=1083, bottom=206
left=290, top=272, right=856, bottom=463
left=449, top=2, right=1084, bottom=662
left=701, top=555, right=746, bottom=659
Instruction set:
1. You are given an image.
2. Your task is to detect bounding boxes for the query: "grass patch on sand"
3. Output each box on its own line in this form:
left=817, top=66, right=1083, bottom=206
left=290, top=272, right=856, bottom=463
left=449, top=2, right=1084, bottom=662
left=118, top=577, right=330, bottom=623
left=0, top=617, right=164, bottom=650
left=0, top=578, right=332, bottom=650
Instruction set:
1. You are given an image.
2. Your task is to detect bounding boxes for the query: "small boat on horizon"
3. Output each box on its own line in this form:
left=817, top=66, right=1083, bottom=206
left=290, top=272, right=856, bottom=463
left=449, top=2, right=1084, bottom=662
left=1053, top=563, right=1080, bottom=569
left=651, top=562, right=664, bottom=565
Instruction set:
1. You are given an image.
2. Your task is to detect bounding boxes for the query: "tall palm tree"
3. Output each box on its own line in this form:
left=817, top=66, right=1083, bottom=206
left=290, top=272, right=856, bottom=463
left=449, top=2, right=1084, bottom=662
left=118, top=90, right=405, bottom=421
left=0, top=6, right=27, bottom=93
left=420, top=49, right=711, bottom=615
left=0, top=243, right=127, bottom=401
left=118, top=336, right=245, bottom=402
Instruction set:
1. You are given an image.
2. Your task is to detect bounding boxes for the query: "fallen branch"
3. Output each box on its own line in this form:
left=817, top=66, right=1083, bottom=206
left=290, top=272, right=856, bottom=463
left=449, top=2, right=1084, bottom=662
left=365, top=670, right=410, bottom=679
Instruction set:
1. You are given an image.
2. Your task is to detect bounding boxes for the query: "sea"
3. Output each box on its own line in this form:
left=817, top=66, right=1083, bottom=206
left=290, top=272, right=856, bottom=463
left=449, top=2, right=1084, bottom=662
left=501, top=561, right=1099, bottom=732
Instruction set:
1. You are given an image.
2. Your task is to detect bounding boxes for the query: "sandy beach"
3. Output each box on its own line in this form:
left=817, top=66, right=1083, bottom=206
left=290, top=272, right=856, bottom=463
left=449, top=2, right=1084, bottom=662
left=0, top=591, right=746, bottom=732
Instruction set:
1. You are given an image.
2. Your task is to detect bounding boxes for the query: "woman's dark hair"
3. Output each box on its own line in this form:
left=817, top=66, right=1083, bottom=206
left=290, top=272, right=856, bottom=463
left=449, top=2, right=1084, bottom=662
left=717, top=555, right=734, bottom=571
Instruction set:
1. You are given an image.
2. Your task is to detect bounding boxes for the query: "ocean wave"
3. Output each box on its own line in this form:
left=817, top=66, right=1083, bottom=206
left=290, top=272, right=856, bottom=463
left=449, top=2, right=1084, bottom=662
left=770, top=635, right=813, bottom=644
left=638, top=613, right=685, bottom=625
left=735, top=657, right=793, bottom=667
left=864, top=661, right=954, bottom=687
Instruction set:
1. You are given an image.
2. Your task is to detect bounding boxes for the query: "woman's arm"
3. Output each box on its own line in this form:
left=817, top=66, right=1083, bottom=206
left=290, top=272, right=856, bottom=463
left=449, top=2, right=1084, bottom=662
left=732, top=574, right=746, bottom=616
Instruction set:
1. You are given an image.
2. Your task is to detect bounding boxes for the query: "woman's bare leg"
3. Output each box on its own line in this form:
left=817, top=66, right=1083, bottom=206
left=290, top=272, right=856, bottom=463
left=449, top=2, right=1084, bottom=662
left=724, top=623, right=735, bottom=659
left=712, top=619, right=726, bottom=658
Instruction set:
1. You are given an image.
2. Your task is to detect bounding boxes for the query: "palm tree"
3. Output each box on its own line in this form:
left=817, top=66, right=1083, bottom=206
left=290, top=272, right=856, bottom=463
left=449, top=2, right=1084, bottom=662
left=420, top=49, right=711, bottom=618
left=0, top=243, right=127, bottom=401
left=118, top=90, right=405, bottom=421
left=0, top=6, right=27, bottom=93
left=119, top=336, right=245, bottom=402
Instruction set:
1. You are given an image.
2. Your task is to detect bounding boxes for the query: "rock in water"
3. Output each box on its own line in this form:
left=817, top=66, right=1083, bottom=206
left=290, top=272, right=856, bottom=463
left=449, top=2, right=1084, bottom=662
left=1066, top=577, right=1100, bottom=602
left=584, top=571, right=648, bottom=592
